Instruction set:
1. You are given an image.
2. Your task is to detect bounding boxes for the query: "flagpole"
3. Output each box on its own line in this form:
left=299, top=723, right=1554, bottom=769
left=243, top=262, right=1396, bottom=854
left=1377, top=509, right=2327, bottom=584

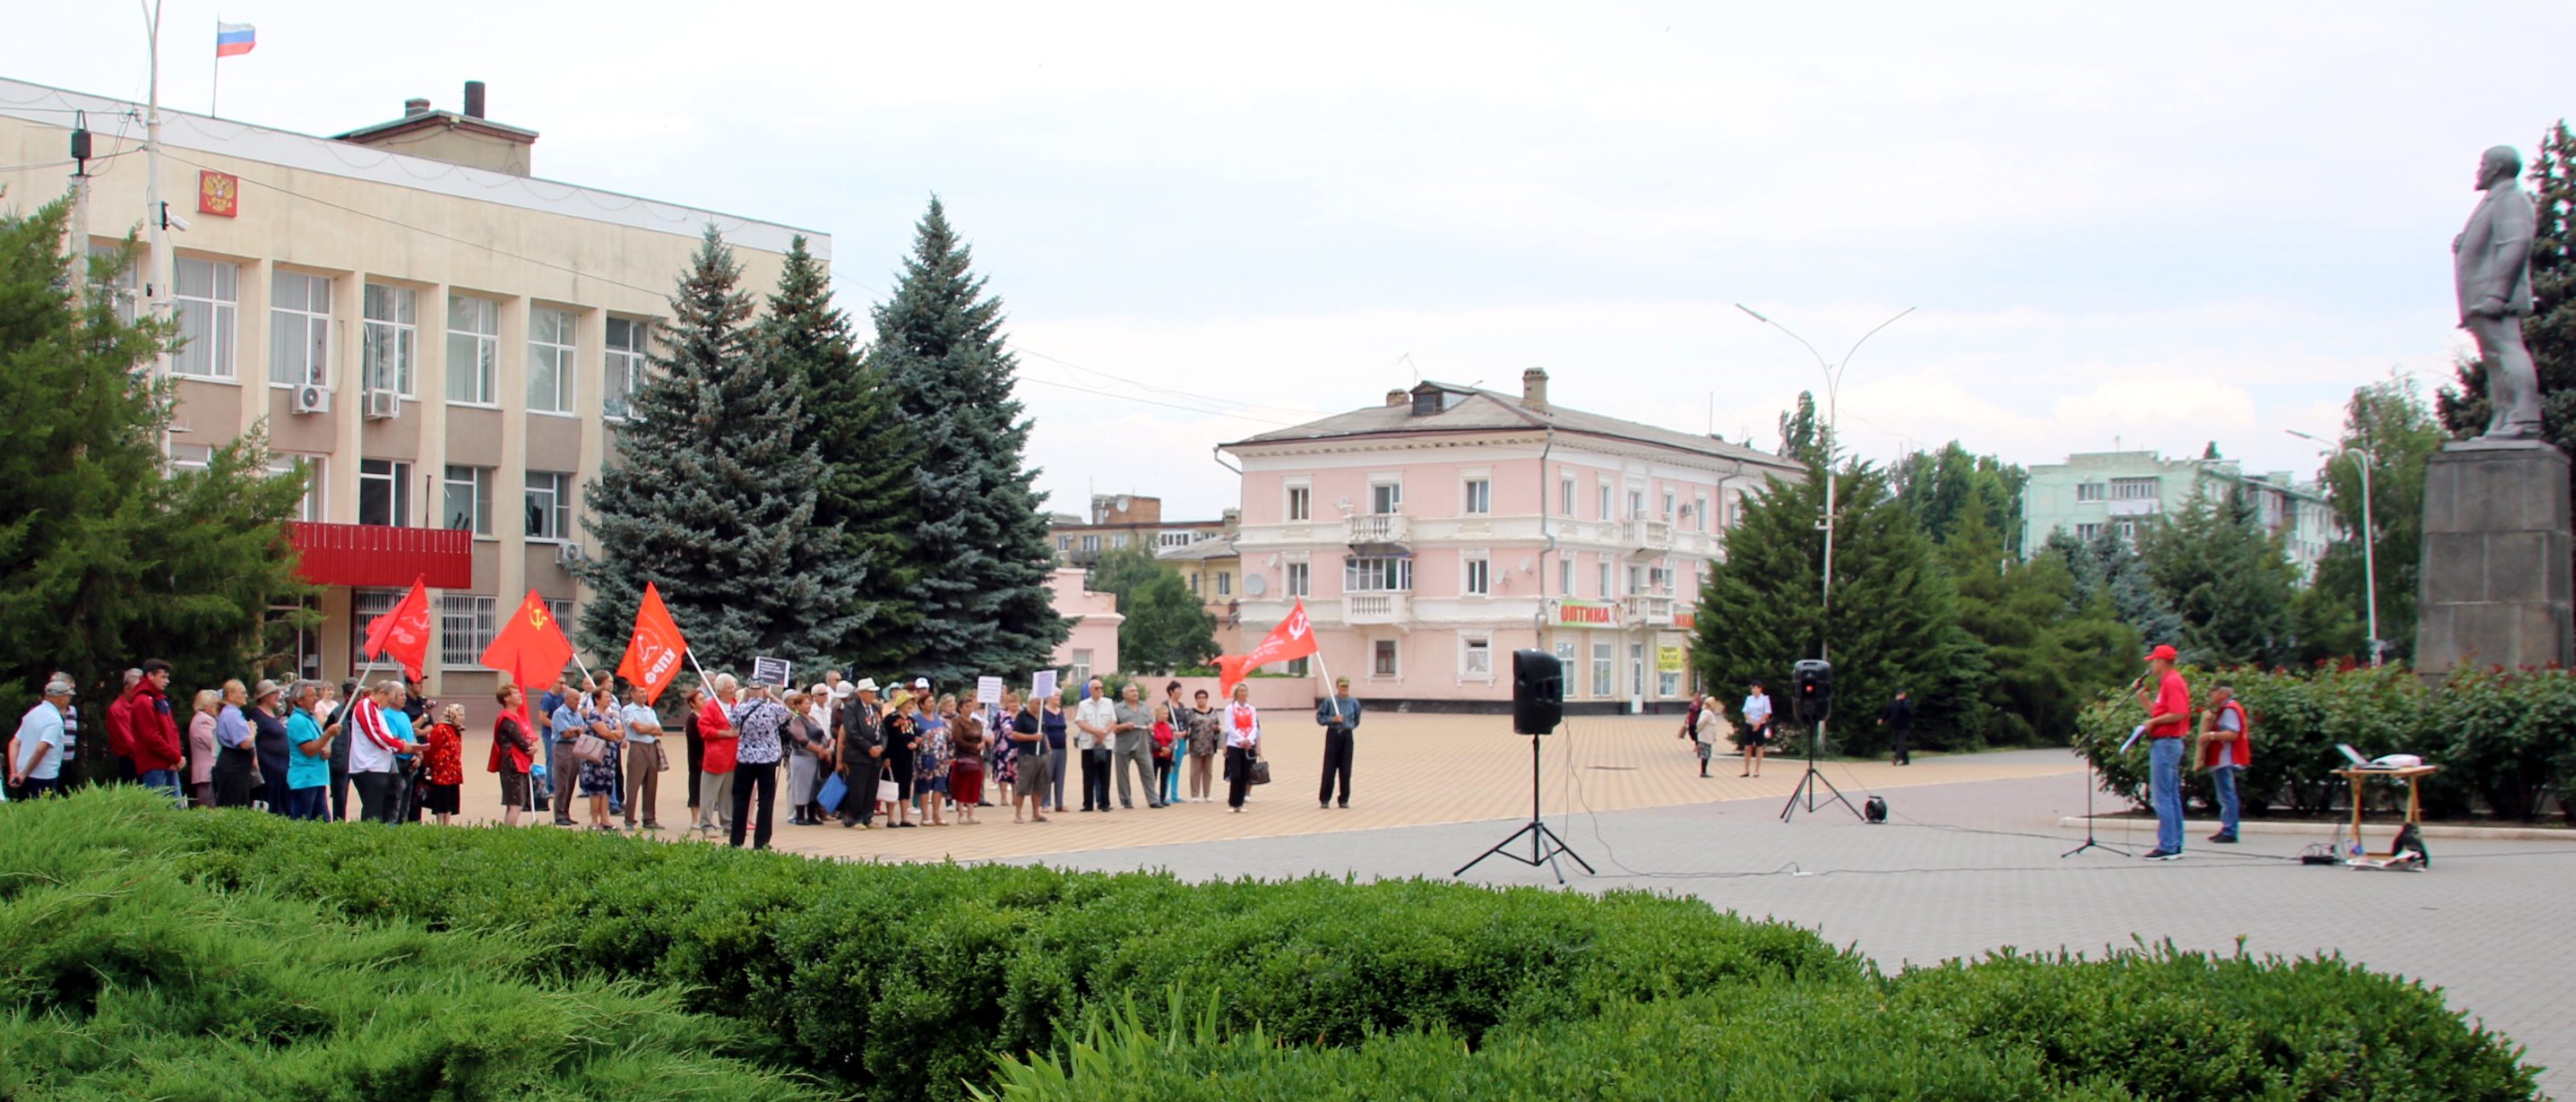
left=209, top=16, right=220, bottom=116
left=686, top=649, right=714, bottom=692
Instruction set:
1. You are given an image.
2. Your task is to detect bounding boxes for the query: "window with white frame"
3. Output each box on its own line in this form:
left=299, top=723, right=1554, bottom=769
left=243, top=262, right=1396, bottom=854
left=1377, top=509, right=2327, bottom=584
left=360, top=283, right=417, bottom=396
left=358, top=459, right=410, bottom=527
left=1286, top=561, right=1310, bottom=597
left=1694, top=493, right=1710, bottom=532
left=1158, top=530, right=1196, bottom=548
left=1285, top=656, right=1310, bottom=676
left=270, top=454, right=324, bottom=522
left=1662, top=489, right=1676, bottom=521
left=2075, top=521, right=2105, bottom=542
left=270, top=271, right=333, bottom=387
left=1462, top=478, right=1491, bottom=515
left=1111, top=533, right=1129, bottom=548
left=1598, top=561, right=1613, bottom=598
left=1554, top=640, right=1576, bottom=672
left=276, top=596, right=322, bottom=683
left=169, top=442, right=212, bottom=471
left=1460, top=634, right=1493, bottom=679
left=546, top=598, right=573, bottom=631
left=2116, top=519, right=2139, bottom=542
left=1627, top=487, right=1646, bottom=520
left=351, top=589, right=401, bottom=665
left=1727, top=495, right=1745, bottom=528
left=604, top=315, right=647, bottom=420
left=1081, top=534, right=1099, bottom=553
left=1071, top=649, right=1093, bottom=683
left=1559, top=557, right=1572, bottom=596
left=1369, top=480, right=1402, bottom=514
left=1650, top=566, right=1676, bottom=593
left=1216, top=572, right=1232, bottom=596
left=528, top=306, right=576, bottom=414
left=1345, top=555, right=1412, bottom=592
left=1373, top=639, right=1399, bottom=678
left=1560, top=475, right=1575, bottom=515
left=440, top=594, right=497, bottom=668
left=2075, top=481, right=2107, bottom=503
left=88, top=242, right=139, bottom=323
left=444, top=465, right=493, bottom=535
left=171, top=257, right=237, bottom=379
left=1628, top=564, right=1647, bottom=595
left=1658, top=663, right=1682, bottom=699
left=1592, top=641, right=1614, bottom=698
left=525, top=471, right=571, bottom=540
left=1286, top=485, right=1311, bottom=522
left=1056, top=535, right=1072, bottom=550
left=1597, top=480, right=1612, bottom=521
left=1631, top=643, right=1647, bottom=695
left=1462, top=554, right=1490, bottom=596
left=445, top=295, right=499, bottom=404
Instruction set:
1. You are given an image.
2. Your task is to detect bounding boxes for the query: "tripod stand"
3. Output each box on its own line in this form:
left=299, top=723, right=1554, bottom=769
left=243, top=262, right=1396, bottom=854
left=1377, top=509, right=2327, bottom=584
left=1779, top=716, right=1863, bottom=822
left=2060, top=744, right=2130, bottom=857
left=1456, top=731, right=1595, bottom=884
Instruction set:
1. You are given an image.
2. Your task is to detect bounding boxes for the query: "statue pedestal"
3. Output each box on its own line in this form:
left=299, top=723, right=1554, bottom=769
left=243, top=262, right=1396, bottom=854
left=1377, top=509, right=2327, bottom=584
left=2413, top=443, right=2574, bottom=680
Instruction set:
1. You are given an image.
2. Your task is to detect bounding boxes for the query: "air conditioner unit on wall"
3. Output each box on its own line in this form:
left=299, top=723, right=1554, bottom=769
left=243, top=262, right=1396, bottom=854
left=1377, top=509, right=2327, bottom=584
left=290, top=384, right=331, bottom=415
left=363, top=389, right=401, bottom=420
left=555, top=541, right=587, bottom=566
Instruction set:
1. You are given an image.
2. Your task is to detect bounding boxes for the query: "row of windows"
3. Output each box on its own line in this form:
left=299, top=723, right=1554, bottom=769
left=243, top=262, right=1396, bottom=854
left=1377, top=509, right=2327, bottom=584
left=1279, top=476, right=1727, bottom=529
left=151, top=255, right=650, bottom=417
left=323, top=456, right=574, bottom=538
left=2074, top=477, right=2163, bottom=503
left=1365, top=635, right=1493, bottom=680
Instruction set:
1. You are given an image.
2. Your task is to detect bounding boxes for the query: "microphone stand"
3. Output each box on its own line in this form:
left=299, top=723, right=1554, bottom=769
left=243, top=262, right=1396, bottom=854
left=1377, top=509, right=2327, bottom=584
left=2064, top=687, right=2138, bottom=858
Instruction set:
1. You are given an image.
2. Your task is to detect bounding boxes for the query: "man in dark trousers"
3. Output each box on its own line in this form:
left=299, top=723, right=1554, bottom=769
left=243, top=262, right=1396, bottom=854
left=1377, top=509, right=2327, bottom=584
left=1314, top=676, right=1361, bottom=808
left=1879, top=689, right=1915, bottom=765
left=833, top=679, right=884, bottom=828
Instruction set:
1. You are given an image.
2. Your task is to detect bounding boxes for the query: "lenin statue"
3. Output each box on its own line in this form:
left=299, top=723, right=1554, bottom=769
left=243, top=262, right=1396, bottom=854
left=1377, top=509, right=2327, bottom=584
left=2455, top=144, right=2542, bottom=441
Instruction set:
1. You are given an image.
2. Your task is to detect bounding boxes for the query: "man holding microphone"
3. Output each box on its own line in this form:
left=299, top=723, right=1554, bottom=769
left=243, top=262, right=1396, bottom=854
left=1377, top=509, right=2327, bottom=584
left=2135, top=644, right=2192, bottom=860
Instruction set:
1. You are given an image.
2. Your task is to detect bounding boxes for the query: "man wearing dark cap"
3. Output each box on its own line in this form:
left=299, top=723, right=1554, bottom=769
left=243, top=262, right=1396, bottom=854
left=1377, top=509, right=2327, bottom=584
left=2135, top=644, right=2192, bottom=860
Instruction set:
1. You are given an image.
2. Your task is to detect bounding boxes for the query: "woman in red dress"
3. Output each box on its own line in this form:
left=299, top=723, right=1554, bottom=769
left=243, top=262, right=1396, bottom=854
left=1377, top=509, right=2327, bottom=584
left=948, top=710, right=987, bottom=822
left=422, top=704, right=467, bottom=825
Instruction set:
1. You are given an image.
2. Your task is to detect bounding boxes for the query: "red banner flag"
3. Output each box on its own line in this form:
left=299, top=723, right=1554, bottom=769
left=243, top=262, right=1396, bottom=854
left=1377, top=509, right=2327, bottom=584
left=616, top=581, right=690, bottom=705
left=1215, top=599, right=1321, bottom=696
left=361, top=576, right=433, bottom=680
left=479, top=590, right=575, bottom=697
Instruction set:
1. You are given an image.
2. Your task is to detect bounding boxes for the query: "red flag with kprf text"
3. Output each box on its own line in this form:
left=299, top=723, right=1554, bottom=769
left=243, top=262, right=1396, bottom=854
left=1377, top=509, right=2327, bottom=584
left=616, top=581, right=689, bottom=705
left=1216, top=598, right=1319, bottom=695
left=362, top=576, right=433, bottom=680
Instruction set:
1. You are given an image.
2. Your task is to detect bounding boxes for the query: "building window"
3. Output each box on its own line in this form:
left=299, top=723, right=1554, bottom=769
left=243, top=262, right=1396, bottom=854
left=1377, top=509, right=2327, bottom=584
left=445, top=295, right=499, bottom=404
left=1345, top=555, right=1412, bottom=592
left=1554, top=640, right=1576, bottom=672
left=1373, top=639, right=1400, bottom=677
left=1081, top=534, right=1099, bottom=553
left=2116, top=520, right=2138, bottom=542
left=525, top=471, right=571, bottom=541
left=1628, top=488, right=1646, bottom=521
left=1559, top=557, right=1572, bottom=596
left=2076, top=481, right=2106, bottom=503
left=1071, top=649, right=1093, bottom=684
left=604, top=316, right=648, bottom=420
left=88, top=242, right=140, bottom=323
left=1662, top=489, right=1676, bottom=521
left=1057, top=535, right=1072, bottom=550
left=2075, top=522, right=2105, bottom=542
left=1592, top=641, right=1614, bottom=698
left=360, top=283, right=417, bottom=396
left=1158, top=530, right=1196, bottom=548
left=270, top=454, right=323, bottom=522
left=1463, top=478, right=1491, bottom=515
left=168, top=442, right=212, bottom=471
left=1727, top=496, right=1744, bottom=528
left=2110, top=477, right=2159, bottom=501
left=1285, top=656, right=1311, bottom=676
left=1598, top=561, right=1612, bottom=598
left=1694, top=493, right=1710, bottom=532
left=1370, top=481, right=1402, bottom=514
left=444, top=465, right=493, bottom=535
left=439, top=594, right=497, bottom=668
left=1461, top=634, right=1493, bottom=679
left=1286, top=561, right=1310, bottom=597
left=1286, top=485, right=1311, bottom=522
left=1216, top=572, right=1232, bottom=597
left=1560, top=476, right=1575, bottom=516
left=1629, top=564, right=1647, bottom=595
left=1631, top=643, right=1647, bottom=696
left=358, top=459, right=410, bottom=527
left=1597, top=480, right=1612, bottom=521
left=1111, top=533, right=1129, bottom=548
left=351, top=589, right=401, bottom=667
left=1463, top=554, right=1490, bottom=596
left=169, top=257, right=239, bottom=380
left=1658, top=664, right=1682, bottom=699
left=528, top=306, right=576, bottom=414
left=275, top=596, right=322, bottom=684
left=270, top=271, right=333, bottom=387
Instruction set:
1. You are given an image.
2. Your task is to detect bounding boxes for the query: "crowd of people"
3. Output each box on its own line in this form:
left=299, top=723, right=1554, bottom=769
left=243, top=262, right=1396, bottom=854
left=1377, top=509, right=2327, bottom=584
left=9, top=661, right=1381, bottom=853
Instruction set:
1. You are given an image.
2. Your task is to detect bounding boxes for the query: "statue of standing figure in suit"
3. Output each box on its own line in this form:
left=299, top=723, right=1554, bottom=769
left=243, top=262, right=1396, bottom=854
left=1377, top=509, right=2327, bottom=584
left=2455, top=144, right=2542, bottom=441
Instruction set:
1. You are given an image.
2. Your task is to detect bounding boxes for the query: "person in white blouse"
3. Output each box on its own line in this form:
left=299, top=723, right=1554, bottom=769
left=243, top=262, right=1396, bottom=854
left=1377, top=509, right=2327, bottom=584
left=1222, top=682, right=1262, bottom=813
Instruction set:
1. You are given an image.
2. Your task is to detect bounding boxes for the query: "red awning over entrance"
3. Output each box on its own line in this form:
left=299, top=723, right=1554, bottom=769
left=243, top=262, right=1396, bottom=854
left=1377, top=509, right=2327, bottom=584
left=288, top=522, right=473, bottom=589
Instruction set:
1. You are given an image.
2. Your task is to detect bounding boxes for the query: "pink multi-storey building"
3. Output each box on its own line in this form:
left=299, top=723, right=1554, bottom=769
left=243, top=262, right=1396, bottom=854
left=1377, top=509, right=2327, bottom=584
left=1221, top=370, right=1805, bottom=713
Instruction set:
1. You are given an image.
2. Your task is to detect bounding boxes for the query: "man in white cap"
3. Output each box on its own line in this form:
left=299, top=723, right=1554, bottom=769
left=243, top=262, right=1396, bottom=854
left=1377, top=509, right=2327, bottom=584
left=7, top=679, right=76, bottom=799
left=834, top=677, right=885, bottom=827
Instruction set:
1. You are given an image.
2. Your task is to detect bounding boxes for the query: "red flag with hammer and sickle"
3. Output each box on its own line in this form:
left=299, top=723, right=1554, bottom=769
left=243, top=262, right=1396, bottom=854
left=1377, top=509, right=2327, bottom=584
left=362, top=576, right=433, bottom=680
left=1216, top=598, right=1320, bottom=696
left=480, top=590, right=575, bottom=696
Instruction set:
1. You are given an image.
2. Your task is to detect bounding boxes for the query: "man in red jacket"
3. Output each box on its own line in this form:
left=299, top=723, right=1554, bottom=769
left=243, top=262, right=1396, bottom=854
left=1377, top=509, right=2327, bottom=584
left=105, top=668, right=142, bottom=782
left=128, top=659, right=185, bottom=805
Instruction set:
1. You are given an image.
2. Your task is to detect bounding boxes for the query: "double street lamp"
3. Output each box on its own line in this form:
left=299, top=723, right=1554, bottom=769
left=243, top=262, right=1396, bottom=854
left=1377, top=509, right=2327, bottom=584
left=2286, top=428, right=2382, bottom=667
left=1733, top=304, right=1915, bottom=620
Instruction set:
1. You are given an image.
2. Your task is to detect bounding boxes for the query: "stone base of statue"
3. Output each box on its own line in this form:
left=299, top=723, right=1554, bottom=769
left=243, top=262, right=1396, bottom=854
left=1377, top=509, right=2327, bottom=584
left=2413, top=441, right=2574, bottom=681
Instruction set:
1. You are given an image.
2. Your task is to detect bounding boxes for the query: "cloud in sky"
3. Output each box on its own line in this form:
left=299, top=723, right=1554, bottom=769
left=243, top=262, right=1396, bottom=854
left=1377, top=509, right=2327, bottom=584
left=13, top=1, right=2567, bottom=515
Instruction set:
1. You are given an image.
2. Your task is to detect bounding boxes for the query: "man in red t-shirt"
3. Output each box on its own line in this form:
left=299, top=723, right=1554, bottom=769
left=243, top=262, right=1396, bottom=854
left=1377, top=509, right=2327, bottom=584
left=2133, top=644, right=2190, bottom=859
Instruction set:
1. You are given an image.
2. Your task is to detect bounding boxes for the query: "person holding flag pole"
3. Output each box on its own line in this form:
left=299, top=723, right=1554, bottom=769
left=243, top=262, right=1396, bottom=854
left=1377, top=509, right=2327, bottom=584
left=615, top=582, right=693, bottom=831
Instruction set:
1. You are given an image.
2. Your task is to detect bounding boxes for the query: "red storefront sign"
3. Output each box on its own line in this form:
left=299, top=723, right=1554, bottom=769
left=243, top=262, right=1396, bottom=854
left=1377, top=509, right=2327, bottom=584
left=288, top=522, right=471, bottom=589
left=1555, top=598, right=1616, bottom=626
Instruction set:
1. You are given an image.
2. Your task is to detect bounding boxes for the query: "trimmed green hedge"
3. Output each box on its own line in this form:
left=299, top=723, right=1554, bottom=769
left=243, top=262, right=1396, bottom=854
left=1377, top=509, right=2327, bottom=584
left=2077, top=664, right=2576, bottom=821
left=0, top=793, right=830, bottom=1102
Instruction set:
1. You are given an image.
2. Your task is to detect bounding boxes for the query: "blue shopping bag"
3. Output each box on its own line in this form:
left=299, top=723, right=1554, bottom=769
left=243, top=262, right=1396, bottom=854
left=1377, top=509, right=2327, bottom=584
left=816, top=771, right=849, bottom=814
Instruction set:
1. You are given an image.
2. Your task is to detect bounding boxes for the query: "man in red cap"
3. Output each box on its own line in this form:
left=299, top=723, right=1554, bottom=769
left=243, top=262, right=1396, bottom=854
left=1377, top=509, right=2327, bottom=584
left=2134, top=644, right=2191, bottom=859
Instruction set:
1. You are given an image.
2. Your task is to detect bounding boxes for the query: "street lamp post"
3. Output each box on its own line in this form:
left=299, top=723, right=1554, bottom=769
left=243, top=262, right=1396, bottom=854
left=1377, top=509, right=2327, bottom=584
left=2288, top=428, right=2381, bottom=667
left=1734, top=305, right=1915, bottom=620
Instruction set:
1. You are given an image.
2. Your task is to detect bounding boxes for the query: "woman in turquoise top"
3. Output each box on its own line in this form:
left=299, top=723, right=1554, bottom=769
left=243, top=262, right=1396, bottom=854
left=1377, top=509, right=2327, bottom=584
left=285, top=680, right=332, bottom=820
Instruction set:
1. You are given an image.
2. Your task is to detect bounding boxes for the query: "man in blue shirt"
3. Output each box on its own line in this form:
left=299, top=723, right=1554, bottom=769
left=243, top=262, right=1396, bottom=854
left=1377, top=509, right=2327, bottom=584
left=1315, top=676, right=1362, bottom=809
left=7, top=680, right=74, bottom=799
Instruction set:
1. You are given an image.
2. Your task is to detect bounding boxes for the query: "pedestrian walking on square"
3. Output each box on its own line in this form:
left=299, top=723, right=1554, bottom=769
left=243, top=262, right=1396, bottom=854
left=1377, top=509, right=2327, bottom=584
left=1738, top=679, right=1774, bottom=778
left=1223, top=682, right=1262, bottom=812
left=916, top=694, right=953, bottom=824
left=1074, top=680, right=1116, bottom=813
left=1112, top=682, right=1161, bottom=809
left=1315, top=676, right=1361, bottom=809
left=2198, top=683, right=2251, bottom=844
left=1879, top=690, right=1915, bottom=765
left=2136, top=644, right=2192, bottom=860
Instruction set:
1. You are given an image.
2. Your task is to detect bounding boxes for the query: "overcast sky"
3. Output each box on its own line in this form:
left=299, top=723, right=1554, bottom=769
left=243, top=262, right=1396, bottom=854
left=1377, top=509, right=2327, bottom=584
left=15, top=3, right=2573, bottom=519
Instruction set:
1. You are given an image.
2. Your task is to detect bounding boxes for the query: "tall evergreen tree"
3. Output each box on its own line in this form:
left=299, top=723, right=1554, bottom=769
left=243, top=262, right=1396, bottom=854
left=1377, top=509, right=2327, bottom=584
left=2049, top=527, right=2184, bottom=648
left=1944, top=510, right=2134, bottom=745
left=1691, top=462, right=1988, bottom=756
left=575, top=227, right=859, bottom=674
left=2135, top=487, right=2299, bottom=667
left=867, top=198, right=1065, bottom=683
left=1891, top=442, right=2028, bottom=553
left=758, top=235, right=917, bottom=673
left=1775, top=391, right=1831, bottom=468
left=2310, top=377, right=2446, bottom=662
left=0, top=199, right=314, bottom=782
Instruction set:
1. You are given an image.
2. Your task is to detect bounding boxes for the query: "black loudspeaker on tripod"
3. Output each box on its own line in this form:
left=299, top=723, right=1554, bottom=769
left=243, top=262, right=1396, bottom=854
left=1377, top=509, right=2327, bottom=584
left=1457, top=650, right=1594, bottom=883
left=1780, top=659, right=1865, bottom=822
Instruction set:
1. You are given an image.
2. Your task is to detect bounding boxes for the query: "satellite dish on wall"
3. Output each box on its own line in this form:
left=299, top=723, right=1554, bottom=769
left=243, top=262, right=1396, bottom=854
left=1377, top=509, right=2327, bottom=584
left=1245, top=574, right=1269, bottom=597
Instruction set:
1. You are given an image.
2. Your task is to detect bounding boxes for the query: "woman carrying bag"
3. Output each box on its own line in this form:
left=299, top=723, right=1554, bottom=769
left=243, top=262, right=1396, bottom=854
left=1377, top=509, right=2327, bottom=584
left=1223, top=682, right=1262, bottom=813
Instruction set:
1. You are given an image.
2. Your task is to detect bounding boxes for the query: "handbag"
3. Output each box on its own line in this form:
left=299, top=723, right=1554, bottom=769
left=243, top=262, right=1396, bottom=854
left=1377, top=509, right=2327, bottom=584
left=874, top=766, right=900, bottom=804
left=572, top=733, right=608, bottom=765
left=816, top=771, right=849, bottom=814
left=653, top=741, right=671, bottom=772
left=1248, top=755, right=1271, bottom=786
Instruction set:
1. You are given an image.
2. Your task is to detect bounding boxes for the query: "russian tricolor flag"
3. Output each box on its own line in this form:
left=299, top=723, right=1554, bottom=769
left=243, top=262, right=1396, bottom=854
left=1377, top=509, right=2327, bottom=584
left=215, top=22, right=255, bottom=57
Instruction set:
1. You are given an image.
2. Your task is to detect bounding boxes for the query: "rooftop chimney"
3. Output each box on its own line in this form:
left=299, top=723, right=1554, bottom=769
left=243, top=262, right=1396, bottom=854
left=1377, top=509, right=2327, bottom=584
left=402, top=97, right=431, bottom=117
left=463, top=81, right=487, bottom=119
left=1521, top=366, right=1550, bottom=411
left=1385, top=389, right=1409, bottom=408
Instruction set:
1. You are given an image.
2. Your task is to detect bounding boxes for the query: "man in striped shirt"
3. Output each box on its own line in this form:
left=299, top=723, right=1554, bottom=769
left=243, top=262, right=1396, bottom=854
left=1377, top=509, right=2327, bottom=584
left=346, top=680, right=420, bottom=823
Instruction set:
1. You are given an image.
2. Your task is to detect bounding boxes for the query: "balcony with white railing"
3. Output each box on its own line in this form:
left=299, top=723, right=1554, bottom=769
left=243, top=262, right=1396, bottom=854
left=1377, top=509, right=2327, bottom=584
left=1348, top=512, right=1411, bottom=547
left=1623, top=593, right=1676, bottom=626
left=1342, top=591, right=1411, bottom=624
left=1626, top=517, right=1675, bottom=554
